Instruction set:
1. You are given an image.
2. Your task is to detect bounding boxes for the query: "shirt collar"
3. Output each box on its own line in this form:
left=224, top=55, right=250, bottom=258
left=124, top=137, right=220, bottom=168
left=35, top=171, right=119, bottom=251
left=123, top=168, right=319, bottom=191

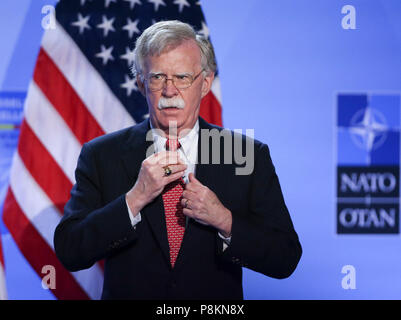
left=149, top=119, right=199, bottom=154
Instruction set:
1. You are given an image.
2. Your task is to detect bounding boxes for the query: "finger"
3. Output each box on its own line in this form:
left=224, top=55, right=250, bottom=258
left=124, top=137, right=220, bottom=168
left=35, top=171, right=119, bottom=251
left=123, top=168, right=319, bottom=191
left=158, top=152, right=185, bottom=166
left=157, top=151, right=178, bottom=162
left=147, top=162, right=185, bottom=179
left=181, top=197, right=199, bottom=211
left=181, top=197, right=193, bottom=210
left=182, top=189, right=197, bottom=201
left=146, top=151, right=168, bottom=165
left=181, top=198, right=188, bottom=209
left=188, top=173, right=202, bottom=185
left=165, top=164, right=187, bottom=174
left=183, top=207, right=195, bottom=218
left=164, top=171, right=186, bottom=185
left=153, top=150, right=165, bottom=158
left=149, top=151, right=177, bottom=162
left=159, top=164, right=187, bottom=179
left=185, top=181, right=201, bottom=193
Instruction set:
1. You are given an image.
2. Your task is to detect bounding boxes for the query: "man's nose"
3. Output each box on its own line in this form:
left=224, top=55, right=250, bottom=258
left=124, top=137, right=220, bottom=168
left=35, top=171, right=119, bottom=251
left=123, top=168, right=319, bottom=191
left=162, top=78, right=179, bottom=97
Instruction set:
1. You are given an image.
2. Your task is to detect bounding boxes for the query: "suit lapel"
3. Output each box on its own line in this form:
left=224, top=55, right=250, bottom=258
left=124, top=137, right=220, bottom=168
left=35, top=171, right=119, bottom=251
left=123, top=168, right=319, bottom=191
left=120, top=120, right=151, bottom=183
left=193, top=117, right=221, bottom=193
left=120, top=119, right=171, bottom=265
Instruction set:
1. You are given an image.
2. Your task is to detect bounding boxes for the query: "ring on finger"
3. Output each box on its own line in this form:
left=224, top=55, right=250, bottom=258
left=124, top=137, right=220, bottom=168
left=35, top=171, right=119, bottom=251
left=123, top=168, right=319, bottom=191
left=184, top=199, right=189, bottom=209
left=163, top=166, right=172, bottom=176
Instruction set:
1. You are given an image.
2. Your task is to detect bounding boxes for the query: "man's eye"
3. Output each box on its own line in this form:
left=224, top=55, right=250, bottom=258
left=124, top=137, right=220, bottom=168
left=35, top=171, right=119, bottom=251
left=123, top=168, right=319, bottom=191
left=176, top=75, right=189, bottom=80
left=151, top=74, right=164, bottom=80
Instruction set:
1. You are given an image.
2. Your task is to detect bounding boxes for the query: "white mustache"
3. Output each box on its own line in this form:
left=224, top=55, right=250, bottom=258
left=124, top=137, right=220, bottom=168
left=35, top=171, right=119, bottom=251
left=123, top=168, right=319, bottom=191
left=158, top=97, right=185, bottom=110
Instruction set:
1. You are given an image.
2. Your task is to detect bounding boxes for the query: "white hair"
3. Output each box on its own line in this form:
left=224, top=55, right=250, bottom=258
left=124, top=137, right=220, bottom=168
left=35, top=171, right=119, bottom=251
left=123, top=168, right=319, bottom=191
left=131, top=20, right=217, bottom=79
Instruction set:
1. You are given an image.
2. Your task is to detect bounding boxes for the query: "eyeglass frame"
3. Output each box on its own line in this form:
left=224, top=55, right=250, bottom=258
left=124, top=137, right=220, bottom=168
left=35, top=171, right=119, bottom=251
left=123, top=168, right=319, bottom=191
left=142, top=69, right=205, bottom=92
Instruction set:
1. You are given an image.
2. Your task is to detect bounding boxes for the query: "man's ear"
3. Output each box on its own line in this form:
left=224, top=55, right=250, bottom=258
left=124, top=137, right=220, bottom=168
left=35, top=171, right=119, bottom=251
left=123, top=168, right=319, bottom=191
left=201, top=71, right=215, bottom=99
left=136, top=75, right=146, bottom=97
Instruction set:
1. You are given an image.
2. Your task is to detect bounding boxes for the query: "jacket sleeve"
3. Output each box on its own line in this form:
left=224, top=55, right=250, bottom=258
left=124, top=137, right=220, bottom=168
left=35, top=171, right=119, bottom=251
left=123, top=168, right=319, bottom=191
left=54, top=142, right=139, bottom=272
left=218, top=143, right=302, bottom=279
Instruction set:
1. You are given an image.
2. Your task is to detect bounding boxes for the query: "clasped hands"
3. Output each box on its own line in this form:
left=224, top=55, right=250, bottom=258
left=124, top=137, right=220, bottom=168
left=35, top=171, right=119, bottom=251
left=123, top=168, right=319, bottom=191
left=126, top=151, right=232, bottom=237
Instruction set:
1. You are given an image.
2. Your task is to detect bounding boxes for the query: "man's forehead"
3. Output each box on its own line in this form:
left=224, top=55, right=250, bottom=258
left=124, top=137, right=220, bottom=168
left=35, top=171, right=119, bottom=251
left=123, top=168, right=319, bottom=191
left=160, top=38, right=199, bottom=53
left=143, top=39, right=201, bottom=70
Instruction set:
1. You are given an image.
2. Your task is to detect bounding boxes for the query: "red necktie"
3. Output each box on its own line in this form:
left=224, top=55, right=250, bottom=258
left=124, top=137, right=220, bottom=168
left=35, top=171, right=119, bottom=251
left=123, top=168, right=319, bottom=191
left=163, top=139, right=185, bottom=267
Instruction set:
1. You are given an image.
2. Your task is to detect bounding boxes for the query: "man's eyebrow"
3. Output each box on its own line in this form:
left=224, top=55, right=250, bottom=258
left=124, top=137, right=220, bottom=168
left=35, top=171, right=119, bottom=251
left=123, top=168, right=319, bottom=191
left=148, top=71, right=164, bottom=75
left=174, top=72, right=193, bottom=76
left=148, top=71, right=193, bottom=76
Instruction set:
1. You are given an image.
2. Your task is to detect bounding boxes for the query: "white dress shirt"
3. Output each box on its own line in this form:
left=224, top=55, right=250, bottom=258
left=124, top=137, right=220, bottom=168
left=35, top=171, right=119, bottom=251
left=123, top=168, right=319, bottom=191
left=126, top=120, right=231, bottom=248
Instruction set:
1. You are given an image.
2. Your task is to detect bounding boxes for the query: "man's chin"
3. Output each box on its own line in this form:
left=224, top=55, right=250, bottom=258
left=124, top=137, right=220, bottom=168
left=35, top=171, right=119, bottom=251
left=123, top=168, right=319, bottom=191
left=155, top=113, right=183, bottom=130
left=158, top=107, right=185, bottom=121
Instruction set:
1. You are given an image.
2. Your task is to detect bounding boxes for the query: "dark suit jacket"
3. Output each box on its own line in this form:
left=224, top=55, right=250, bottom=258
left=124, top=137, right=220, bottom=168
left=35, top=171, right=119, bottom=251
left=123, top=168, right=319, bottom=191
left=54, top=117, right=302, bottom=300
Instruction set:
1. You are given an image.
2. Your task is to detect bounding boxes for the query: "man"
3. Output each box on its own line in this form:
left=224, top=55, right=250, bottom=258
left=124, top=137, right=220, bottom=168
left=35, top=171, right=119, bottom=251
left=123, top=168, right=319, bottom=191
left=54, top=20, right=302, bottom=300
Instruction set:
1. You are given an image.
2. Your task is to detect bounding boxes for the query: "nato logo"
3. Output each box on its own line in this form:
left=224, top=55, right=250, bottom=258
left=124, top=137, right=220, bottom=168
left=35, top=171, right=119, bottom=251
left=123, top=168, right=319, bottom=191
left=336, top=94, right=400, bottom=234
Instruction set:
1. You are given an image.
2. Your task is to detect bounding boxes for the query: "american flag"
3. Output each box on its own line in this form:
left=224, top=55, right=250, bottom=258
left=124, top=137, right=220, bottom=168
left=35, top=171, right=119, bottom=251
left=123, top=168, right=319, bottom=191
left=1, top=0, right=222, bottom=299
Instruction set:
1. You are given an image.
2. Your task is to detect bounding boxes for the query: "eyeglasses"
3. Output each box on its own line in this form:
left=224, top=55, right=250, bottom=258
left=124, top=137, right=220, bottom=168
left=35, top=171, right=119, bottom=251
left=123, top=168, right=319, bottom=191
left=144, top=69, right=204, bottom=92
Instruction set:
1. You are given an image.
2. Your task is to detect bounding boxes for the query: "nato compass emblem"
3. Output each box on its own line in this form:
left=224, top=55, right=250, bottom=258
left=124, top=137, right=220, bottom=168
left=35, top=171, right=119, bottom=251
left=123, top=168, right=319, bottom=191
left=349, top=107, right=388, bottom=153
left=336, top=94, right=400, bottom=234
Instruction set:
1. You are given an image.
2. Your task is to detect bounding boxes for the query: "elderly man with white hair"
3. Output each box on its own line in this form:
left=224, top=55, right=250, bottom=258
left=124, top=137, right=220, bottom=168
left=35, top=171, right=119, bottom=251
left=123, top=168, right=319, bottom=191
left=54, top=20, right=302, bottom=300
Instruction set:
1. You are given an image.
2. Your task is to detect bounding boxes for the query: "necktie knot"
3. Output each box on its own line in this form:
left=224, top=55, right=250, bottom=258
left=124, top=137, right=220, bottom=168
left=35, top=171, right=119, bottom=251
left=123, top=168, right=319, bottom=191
left=165, top=139, right=181, bottom=151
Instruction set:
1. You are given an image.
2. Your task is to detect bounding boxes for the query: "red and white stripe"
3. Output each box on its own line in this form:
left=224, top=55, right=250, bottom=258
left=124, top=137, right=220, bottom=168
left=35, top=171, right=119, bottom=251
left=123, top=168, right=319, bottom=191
left=41, top=21, right=135, bottom=133
left=2, top=21, right=135, bottom=300
left=0, top=237, right=7, bottom=300
left=200, top=75, right=223, bottom=126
